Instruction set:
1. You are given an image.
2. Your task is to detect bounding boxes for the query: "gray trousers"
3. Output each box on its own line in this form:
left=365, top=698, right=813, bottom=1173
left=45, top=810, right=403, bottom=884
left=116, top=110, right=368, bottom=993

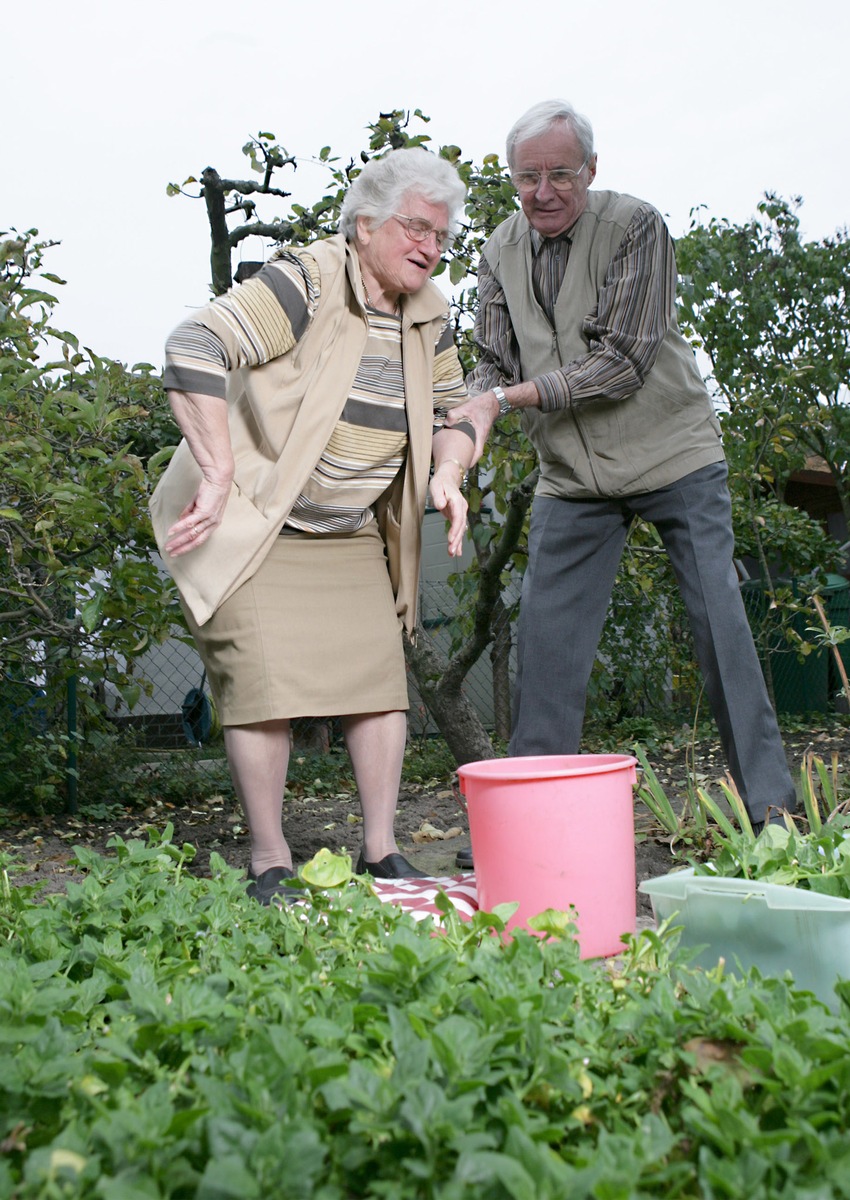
left=509, top=462, right=795, bottom=823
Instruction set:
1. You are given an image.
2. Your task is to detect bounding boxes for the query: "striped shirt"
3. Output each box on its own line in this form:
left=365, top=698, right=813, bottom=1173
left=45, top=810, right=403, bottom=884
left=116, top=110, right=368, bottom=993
left=164, top=250, right=469, bottom=534
left=467, top=203, right=677, bottom=413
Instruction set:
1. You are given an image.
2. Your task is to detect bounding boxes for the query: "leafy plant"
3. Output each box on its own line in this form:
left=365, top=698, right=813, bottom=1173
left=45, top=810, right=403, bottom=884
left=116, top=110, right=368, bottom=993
left=697, top=815, right=850, bottom=895
left=0, top=230, right=179, bottom=717
left=636, top=732, right=850, bottom=902
left=3, top=829, right=850, bottom=1197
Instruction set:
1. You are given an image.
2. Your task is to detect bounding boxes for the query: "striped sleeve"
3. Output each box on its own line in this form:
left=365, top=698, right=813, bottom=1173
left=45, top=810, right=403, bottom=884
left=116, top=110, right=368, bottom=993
left=163, top=251, right=320, bottom=398
left=432, top=316, right=473, bottom=443
left=534, top=204, right=677, bottom=412
left=465, top=256, right=523, bottom=396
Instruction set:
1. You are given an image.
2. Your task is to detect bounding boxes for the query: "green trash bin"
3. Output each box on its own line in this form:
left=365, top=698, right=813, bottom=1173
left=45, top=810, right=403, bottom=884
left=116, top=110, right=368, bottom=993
left=740, top=577, right=829, bottom=715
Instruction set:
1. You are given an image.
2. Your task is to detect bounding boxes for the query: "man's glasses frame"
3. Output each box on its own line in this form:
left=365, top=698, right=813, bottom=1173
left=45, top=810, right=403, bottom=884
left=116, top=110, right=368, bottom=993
left=510, top=163, right=589, bottom=193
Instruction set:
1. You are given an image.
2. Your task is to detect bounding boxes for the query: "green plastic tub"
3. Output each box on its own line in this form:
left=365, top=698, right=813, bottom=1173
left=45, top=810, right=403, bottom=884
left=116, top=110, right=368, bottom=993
left=640, top=868, right=850, bottom=1011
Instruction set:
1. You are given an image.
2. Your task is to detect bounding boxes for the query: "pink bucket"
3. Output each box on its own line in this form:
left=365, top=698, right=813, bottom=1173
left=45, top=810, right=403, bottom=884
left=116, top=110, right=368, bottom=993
left=458, top=754, right=637, bottom=958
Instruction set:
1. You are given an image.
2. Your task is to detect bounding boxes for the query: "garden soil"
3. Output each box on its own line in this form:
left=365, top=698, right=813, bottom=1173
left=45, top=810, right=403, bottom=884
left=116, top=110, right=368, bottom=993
left=3, top=724, right=848, bottom=925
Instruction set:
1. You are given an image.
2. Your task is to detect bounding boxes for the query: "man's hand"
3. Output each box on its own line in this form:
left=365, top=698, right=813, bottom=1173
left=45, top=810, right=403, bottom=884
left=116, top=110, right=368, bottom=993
left=444, top=393, right=500, bottom=461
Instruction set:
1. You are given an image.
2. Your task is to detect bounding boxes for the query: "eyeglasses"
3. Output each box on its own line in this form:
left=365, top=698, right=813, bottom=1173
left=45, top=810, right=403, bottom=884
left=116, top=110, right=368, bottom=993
left=392, top=213, right=451, bottom=251
left=510, top=163, right=588, bottom=193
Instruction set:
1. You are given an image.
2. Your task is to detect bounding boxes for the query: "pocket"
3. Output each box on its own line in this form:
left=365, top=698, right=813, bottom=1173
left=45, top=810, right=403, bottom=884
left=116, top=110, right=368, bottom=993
left=381, top=502, right=402, bottom=594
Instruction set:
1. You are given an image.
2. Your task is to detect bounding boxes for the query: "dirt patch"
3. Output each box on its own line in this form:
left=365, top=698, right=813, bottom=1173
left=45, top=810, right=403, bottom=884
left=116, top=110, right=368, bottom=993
left=3, top=723, right=848, bottom=923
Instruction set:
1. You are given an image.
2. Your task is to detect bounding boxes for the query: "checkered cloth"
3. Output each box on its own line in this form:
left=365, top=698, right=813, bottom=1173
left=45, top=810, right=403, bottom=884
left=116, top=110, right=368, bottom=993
left=370, top=874, right=479, bottom=922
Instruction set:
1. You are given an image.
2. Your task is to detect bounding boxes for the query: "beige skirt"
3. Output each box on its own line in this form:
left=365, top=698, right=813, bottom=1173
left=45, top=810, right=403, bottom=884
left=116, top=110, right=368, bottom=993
left=181, top=523, right=409, bottom=725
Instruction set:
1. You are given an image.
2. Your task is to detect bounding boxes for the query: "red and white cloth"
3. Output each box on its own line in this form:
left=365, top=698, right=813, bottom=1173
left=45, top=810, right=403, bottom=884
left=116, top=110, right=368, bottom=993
left=370, top=874, right=479, bottom=922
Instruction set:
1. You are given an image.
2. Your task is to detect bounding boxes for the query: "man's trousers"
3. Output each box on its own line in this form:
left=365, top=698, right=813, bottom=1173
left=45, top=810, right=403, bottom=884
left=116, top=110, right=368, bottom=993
left=509, top=462, right=796, bottom=824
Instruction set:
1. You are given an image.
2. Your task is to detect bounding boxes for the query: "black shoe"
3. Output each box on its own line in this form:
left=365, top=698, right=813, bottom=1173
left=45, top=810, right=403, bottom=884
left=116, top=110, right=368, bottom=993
left=355, top=851, right=428, bottom=879
left=247, top=865, right=303, bottom=906
left=455, top=845, right=474, bottom=870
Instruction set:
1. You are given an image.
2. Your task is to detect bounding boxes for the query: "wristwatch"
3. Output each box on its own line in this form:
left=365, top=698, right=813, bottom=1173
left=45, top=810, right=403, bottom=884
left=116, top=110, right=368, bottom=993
left=492, top=385, right=511, bottom=417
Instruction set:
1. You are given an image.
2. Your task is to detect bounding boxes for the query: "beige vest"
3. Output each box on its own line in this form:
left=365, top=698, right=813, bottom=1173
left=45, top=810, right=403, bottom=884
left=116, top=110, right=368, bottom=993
left=150, top=236, right=448, bottom=631
left=484, top=191, right=724, bottom=497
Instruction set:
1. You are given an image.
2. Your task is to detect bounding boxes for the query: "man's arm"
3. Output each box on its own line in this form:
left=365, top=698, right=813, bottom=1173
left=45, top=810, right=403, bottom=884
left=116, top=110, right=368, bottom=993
left=445, top=258, right=540, bottom=454
left=465, top=255, right=523, bottom=397
left=533, top=204, right=677, bottom=412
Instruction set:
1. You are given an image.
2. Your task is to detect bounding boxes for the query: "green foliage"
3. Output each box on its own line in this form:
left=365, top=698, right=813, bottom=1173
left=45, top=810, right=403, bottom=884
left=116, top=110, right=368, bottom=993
left=731, top=494, right=841, bottom=577
left=677, top=195, right=850, bottom=532
left=403, top=736, right=460, bottom=786
left=635, top=735, right=850, bottom=889
left=0, top=230, right=180, bottom=721
left=286, top=747, right=355, bottom=798
left=7, top=840, right=850, bottom=1190
left=680, top=748, right=850, bottom=900
left=696, top=814, right=850, bottom=896
left=4, top=833, right=850, bottom=1196
left=0, top=713, right=71, bottom=813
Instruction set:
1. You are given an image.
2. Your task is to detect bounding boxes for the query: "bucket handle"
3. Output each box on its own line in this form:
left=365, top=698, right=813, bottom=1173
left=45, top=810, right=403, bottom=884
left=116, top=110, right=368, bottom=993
left=451, top=773, right=468, bottom=811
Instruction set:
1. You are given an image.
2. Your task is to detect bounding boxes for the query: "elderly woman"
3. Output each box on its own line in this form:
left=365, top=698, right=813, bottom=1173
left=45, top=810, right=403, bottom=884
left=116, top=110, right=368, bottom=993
left=150, top=148, right=475, bottom=904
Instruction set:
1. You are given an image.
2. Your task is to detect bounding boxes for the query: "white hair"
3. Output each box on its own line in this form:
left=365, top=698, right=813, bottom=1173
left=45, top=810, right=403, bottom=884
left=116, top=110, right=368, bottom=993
left=506, top=100, right=595, bottom=168
left=339, top=147, right=466, bottom=241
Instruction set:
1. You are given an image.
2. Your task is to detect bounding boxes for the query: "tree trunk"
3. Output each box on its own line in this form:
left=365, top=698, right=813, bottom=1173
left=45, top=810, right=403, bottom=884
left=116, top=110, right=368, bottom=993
left=200, top=167, right=233, bottom=296
left=404, top=466, right=538, bottom=764
left=404, top=624, right=495, bottom=765
left=489, top=597, right=514, bottom=741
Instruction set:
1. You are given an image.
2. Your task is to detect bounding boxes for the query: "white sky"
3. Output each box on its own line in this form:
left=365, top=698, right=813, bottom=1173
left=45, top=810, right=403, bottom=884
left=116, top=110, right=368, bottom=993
left=5, top=0, right=848, bottom=369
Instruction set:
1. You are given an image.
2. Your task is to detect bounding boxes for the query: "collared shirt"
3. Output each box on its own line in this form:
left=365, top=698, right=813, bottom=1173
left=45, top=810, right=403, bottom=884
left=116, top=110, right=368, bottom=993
left=467, top=202, right=677, bottom=412
left=530, top=229, right=572, bottom=325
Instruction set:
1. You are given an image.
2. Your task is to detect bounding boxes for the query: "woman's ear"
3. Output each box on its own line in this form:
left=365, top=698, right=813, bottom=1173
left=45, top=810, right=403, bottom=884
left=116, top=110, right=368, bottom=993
left=355, top=214, right=373, bottom=245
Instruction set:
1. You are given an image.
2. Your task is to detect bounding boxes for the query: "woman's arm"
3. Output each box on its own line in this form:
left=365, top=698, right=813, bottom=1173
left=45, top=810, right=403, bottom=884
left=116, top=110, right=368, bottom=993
left=163, top=391, right=234, bottom=557
left=430, top=427, right=473, bottom=558
left=161, top=252, right=319, bottom=556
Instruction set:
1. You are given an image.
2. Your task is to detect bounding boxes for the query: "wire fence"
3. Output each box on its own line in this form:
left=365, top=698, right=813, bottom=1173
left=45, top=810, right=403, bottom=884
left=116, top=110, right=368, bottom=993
left=86, top=576, right=850, bottom=747
left=3, top=577, right=848, bottom=812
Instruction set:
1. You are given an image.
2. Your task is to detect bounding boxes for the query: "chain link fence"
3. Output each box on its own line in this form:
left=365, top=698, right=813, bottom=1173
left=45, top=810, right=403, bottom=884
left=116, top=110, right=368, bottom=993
left=4, top=575, right=847, bottom=811
left=99, top=580, right=513, bottom=752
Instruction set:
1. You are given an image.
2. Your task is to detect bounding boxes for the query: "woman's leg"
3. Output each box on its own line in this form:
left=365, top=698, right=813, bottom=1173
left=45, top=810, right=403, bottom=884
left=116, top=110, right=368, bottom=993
left=223, top=718, right=292, bottom=874
left=342, top=710, right=407, bottom=861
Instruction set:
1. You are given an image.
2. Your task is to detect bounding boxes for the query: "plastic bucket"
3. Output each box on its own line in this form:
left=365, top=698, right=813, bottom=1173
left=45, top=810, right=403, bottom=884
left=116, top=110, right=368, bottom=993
left=458, top=754, right=637, bottom=957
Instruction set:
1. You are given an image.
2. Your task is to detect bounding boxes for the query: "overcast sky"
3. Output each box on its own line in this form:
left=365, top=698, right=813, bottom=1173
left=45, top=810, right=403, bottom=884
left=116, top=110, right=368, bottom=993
left=5, top=0, right=848, bottom=368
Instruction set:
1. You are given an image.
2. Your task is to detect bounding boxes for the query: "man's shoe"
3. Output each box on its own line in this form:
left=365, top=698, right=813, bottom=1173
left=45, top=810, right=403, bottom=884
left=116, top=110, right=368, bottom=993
left=247, top=865, right=303, bottom=906
left=355, top=851, right=428, bottom=879
left=455, top=844, right=474, bottom=870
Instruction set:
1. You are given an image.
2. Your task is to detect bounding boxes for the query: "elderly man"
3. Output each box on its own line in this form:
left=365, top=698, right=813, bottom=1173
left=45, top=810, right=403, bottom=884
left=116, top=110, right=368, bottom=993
left=448, top=100, right=795, bottom=864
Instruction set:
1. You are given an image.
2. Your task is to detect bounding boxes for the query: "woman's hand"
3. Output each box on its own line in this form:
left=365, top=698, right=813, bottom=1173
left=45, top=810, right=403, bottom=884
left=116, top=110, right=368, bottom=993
left=429, top=461, right=469, bottom=558
left=164, top=475, right=232, bottom=557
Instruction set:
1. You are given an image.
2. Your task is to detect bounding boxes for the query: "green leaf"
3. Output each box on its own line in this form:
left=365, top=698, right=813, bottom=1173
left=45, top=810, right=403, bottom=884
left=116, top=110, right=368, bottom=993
left=79, top=592, right=105, bottom=633
left=300, top=847, right=353, bottom=889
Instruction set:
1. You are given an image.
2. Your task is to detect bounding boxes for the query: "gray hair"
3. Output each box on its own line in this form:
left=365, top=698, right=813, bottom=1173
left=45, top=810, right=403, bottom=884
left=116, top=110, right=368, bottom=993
left=339, top=147, right=466, bottom=241
left=506, top=100, right=595, bottom=169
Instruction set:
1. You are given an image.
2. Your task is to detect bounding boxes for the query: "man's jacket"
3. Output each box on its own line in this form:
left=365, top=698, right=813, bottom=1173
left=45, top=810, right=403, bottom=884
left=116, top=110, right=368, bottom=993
left=483, top=190, right=724, bottom=498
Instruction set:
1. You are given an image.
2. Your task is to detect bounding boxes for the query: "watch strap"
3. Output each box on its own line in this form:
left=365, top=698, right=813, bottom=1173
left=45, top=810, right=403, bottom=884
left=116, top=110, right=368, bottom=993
left=492, top=385, right=511, bottom=416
